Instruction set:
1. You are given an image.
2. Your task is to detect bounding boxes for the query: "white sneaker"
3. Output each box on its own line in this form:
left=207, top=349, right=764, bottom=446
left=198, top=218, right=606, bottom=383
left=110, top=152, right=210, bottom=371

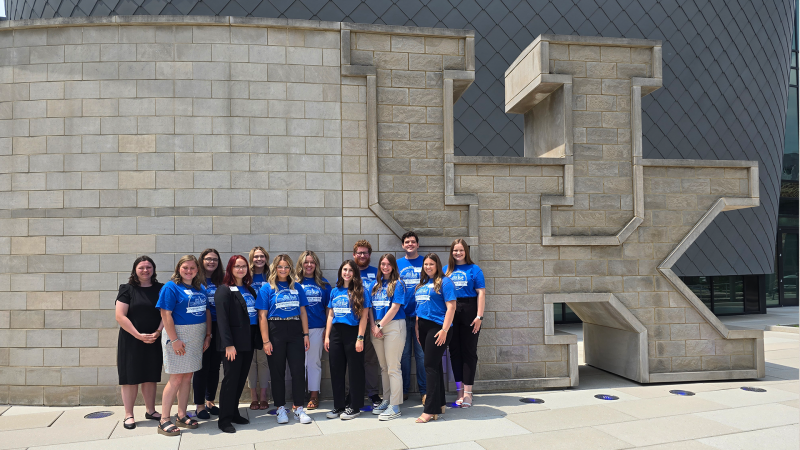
left=276, top=406, right=289, bottom=424
left=294, top=406, right=312, bottom=424
left=372, top=400, right=390, bottom=414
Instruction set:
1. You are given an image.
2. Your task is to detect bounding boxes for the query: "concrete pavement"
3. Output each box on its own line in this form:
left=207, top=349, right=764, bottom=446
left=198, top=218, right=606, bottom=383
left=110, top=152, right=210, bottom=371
left=1, top=307, right=797, bottom=450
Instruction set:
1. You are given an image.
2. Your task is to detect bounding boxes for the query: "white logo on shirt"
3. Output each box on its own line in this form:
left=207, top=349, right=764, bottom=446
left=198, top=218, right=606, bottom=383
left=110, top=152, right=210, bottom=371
left=450, top=270, right=468, bottom=288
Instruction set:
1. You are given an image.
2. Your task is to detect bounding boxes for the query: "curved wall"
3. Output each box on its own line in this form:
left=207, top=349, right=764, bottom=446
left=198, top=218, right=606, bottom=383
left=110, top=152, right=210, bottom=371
left=4, top=0, right=793, bottom=277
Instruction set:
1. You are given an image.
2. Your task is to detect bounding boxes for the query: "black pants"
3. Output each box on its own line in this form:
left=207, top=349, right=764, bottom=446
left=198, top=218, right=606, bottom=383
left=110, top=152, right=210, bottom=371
left=419, top=317, right=452, bottom=415
left=329, top=323, right=365, bottom=410
left=449, top=297, right=480, bottom=385
left=218, top=347, right=253, bottom=428
left=193, top=321, right=221, bottom=405
left=266, top=320, right=306, bottom=408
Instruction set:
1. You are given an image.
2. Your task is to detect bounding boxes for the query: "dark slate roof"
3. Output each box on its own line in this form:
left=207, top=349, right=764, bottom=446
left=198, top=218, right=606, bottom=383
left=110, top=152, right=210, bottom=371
left=3, top=0, right=795, bottom=277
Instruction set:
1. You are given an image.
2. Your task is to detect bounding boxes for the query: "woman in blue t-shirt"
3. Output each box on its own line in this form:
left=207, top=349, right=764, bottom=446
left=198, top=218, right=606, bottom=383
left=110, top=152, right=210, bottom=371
left=193, top=248, right=224, bottom=420
left=443, top=239, right=486, bottom=409
left=155, top=255, right=211, bottom=436
left=324, top=260, right=371, bottom=420
left=247, top=246, right=270, bottom=410
left=256, top=254, right=312, bottom=425
left=369, top=254, right=407, bottom=420
left=294, top=250, right=331, bottom=411
left=414, top=253, right=456, bottom=423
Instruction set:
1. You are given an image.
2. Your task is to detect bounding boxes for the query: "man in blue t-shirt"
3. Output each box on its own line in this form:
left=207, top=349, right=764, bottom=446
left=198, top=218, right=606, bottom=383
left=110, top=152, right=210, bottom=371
left=353, top=239, right=382, bottom=407
left=396, top=231, right=426, bottom=402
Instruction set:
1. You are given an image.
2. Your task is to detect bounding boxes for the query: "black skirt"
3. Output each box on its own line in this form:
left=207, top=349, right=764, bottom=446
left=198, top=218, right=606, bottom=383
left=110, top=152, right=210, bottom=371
left=117, top=283, right=164, bottom=385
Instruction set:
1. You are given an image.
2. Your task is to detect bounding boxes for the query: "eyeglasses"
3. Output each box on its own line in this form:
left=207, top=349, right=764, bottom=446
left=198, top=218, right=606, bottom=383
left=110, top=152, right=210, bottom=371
left=253, top=255, right=266, bottom=259
left=204, top=258, right=219, bottom=262
left=233, top=265, right=248, bottom=270
left=276, top=265, right=291, bottom=270
left=355, top=252, right=369, bottom=256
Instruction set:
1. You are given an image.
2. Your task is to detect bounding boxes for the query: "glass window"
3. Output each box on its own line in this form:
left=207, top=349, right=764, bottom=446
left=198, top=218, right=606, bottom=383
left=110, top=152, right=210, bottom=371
left=683, top=276, right=712, bottom=309
left=713, top=276, right=745, bottom=315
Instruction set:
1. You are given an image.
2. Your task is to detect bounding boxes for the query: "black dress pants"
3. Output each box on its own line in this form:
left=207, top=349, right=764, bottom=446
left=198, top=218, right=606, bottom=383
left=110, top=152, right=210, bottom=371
left=449, top=296, right=480, bottom=385
left=329, top=323, right=365, bottom=410
left=193, top=321, right=221, bottom=405
left=218, top=347, right=253, bottom=428
left=419, top=317, right=452, bottom=415
left=266, top=320, right=306, bottom=408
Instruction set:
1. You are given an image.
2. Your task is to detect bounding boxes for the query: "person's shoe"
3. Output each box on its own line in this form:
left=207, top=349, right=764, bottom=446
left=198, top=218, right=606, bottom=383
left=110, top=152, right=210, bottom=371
left=372, top=400, right=390, bottom=415
left=276, top=406, right=289, bottom=424
left=294, top=406, right=312, bottom=424
left=370, top=394, right=383, bottom=408
left=207, top=405, right=220, bottom=415
left=219, top=423, right=236, bottom=433
left=196, top=409, right=211, bottom=420
left=379, top=405, right=401, bottom=421
left=232, top=416, right=249, bottom=425
left=339, top=407, right=361, bottom=420
left=326, top=407, right=345, bottom=419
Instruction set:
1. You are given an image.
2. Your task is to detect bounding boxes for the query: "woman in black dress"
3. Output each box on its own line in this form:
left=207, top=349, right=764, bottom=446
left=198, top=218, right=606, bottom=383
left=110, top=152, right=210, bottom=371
left=116, top=255, right=165, bottom=430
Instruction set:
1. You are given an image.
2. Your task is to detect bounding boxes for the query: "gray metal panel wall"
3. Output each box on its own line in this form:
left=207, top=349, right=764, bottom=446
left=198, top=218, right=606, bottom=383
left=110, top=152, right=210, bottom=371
left=3, top=0, right=795, bottom=277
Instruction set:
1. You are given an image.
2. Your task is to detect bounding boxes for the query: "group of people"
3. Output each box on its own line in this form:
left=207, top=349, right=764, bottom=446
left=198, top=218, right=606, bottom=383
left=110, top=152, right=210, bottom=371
left=115, top=231, right=486, bottom=436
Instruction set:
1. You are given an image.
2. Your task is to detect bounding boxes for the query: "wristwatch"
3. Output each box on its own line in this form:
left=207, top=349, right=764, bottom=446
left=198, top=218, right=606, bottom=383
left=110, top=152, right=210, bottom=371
left=302, top=333, right=309, bottom=336
left=357, top=335, right=365, bottom=341
left=376, top=323, right=382, bottom=330
left=476, top=316, right=484, bottom=320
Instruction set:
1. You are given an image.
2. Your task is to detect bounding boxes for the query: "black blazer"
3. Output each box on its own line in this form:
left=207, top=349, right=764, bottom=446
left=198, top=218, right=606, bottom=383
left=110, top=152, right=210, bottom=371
left=215, top=284, right=258, bottom=352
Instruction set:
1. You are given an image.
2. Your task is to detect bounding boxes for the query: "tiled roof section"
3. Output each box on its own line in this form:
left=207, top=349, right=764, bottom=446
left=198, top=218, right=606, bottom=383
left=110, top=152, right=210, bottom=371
left=3, top=0, right=795, bottom=276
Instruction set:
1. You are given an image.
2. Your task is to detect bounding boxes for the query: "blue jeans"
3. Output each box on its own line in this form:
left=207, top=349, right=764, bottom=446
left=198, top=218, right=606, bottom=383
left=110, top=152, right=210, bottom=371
left=401, top=317, right=426, bottom=395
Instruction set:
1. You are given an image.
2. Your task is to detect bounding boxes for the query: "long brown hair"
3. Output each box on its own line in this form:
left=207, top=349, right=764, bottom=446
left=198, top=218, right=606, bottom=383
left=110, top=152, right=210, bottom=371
left=170, top=255, right=203, bottom=290
left=372, top=253, right=400, bottom=299
left=445, top=238, right=474, bottom=277
left=417, top=253, right=444, bottom=294
left=295, top=250, right=330, bottom=289
left=337, top=260, right=365, bottom=318
left=199, top=248, right=224, bottom=286
left=249, top=246, right=270, bottom=276
left=268, top=254, right=296, bottom=290
left=128, top=255, right=158, bottom=286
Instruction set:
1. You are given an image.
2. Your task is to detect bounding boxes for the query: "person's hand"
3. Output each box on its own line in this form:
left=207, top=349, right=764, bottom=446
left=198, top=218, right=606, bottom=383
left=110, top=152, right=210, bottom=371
left=371, top=325, right=382, bottom=338
left=471, top=317, right=482, bottom=334
left=434, top=328, right=448, bottom=346
left=304, top=335, right=310, bottom=352
left=263, top=341, right=273, bottom=356
left=138, top=332, right=156, bottom=344
left=171, top=339, right=186, bottom=356
left=355, top=340, right=364, bottom=353
left=225, top=346, right=237, bottom=361
left=324, top=337, right=330, bottom=352
left=203, top=334, right=212, bottom=351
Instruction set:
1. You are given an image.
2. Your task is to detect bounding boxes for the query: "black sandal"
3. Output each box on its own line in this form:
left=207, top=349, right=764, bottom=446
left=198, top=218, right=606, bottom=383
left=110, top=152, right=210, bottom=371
left=123, top=416, right=136, bottom=430
left=175, top=415, right=199, bottom=429
left=157, top=420, right=180, bottom=436
left=145, top=411, right=161, bottom=420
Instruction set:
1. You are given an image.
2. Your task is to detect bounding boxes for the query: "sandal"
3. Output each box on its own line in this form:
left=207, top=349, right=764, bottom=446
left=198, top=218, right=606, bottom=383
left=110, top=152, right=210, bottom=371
left=461, top=391, right=473, bottom=408
left=157, top=420, right=180, bottom=436
left=174, top=415, right=199, bottom=429
left=306, top=397, right=319, bottom=410
left=259, top=400, right=269, bottom=410
left=249, top=401, right=259, bottom=410
left=123, top=416, right=136, bottom=430
left=415, top=413, right=438, bottom=423
left=455, top=388, right=464, bottom=406
left=145, top=411, right=161, bottom=420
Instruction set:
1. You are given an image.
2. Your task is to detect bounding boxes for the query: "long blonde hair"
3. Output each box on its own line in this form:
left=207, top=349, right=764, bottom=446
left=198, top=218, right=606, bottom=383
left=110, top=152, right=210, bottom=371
left=295, top=250, right=330, bottom=289
left=416, top=253, right=444, bottom=294
left=445, top=239, right=474, bottom=277
left=337, top=260, right=365, bottom=318
left=249, top=246, right=269, bottom=276
left=268, top=254, right=296, bottom=290
left=372, top=253, right=400, bottom=299
left=170, top=255, right=203, bottom=290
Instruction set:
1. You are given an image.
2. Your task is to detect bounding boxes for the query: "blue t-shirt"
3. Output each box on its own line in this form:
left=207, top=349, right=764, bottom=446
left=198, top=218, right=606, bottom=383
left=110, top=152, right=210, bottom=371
left=414, top=277, right=456, bottom=326
left=156, top=280, right=208, bottom=326
left=251, top=273, right=266, bottom=292
left=256, top=281, right=309, bottom=319
left=233, top=286, right=258, bottom=325
left=443, top=264, right=486, bottom=298
left=359, top=266, right=378, bottom=287
left=329, top=286, right=372, bottom=326
left=299, top=277, right=331, bottom=329
left=372, top=279, right=407, bottom=322
left=205, top=279, right=218, bottom=321
left=397, top=255, right=424, bottom=317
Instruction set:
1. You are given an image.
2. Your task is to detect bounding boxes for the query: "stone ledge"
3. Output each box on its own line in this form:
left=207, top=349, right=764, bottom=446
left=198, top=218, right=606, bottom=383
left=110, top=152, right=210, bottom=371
left=649, top=369, right=760, bottom=383
left=447, top=155, right=571, bottom=166
left=635, top=158, right=758, bottom=168
left=342, top=22, right=474, bottom=38
left=0, top=15, right=341, bottom=30
left=341, top=65, right=377, bottom=77
left=765, top=325, right=800, bottom=333
left=506, top=73, right=573, bottom=114
left=473, top=376, right=572, bottom=392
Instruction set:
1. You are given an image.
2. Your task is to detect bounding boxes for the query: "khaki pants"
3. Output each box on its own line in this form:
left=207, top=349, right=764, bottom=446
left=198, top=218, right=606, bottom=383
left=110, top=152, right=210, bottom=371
left=372, top=319, right=407, bottom=406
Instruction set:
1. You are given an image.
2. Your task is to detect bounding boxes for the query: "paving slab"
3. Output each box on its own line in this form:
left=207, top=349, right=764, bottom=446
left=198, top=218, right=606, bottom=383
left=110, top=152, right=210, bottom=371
left=634, top=441, right=717, bottom=449
left=506, top=404, right=636, bottom=433
left=389, top=417, right=531, bottom=448
left=766, top=381, right=800, bottom=393
left=0, top=410, right=62, bottom=431
left=312, top=407, right=421, bottom=434
left=27, top=433, right=180, bottom=450
left=765, top=366, right=800, bottom=380
left=1, top=406, right=92, bottom=416
left=409, top=442, right=485, bottom=450
left=253, top=427, right=405, bottom=450
left=477, top=426, right=632, bottom=450
left=765, top=349, right=800, bottom=360
left=604, top=395, right=728, bottom=419
left=0, top=407, right=9, bottom=416
left=699, top=424, right=800, bottom=450
left=780, top=399, right=799, bottom=408
left=0, top=417, right=117, bottom=449
left=694, top=403, right=800, bottom=431
left=531, top=388, right=641, bottom=409
left=595, top=414, right=740, bottom=447
left=694, top=386, right=798, bottom=407
left=206, top=444, right=255, bottom=450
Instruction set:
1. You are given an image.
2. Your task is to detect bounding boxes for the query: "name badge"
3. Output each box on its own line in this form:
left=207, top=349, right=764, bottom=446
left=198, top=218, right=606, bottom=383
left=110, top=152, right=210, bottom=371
left=230, top=286, right=239, bottom=292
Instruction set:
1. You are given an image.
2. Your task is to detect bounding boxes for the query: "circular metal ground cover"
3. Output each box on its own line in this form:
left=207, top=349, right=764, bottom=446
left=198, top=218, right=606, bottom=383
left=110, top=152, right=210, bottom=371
left=669, top=390, right=695, bottom=396
left=594, top=394, right=619, bottom=400
left=741, top=386, right=767, bottom=392
left=84, top=411, right=114, bottom=419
